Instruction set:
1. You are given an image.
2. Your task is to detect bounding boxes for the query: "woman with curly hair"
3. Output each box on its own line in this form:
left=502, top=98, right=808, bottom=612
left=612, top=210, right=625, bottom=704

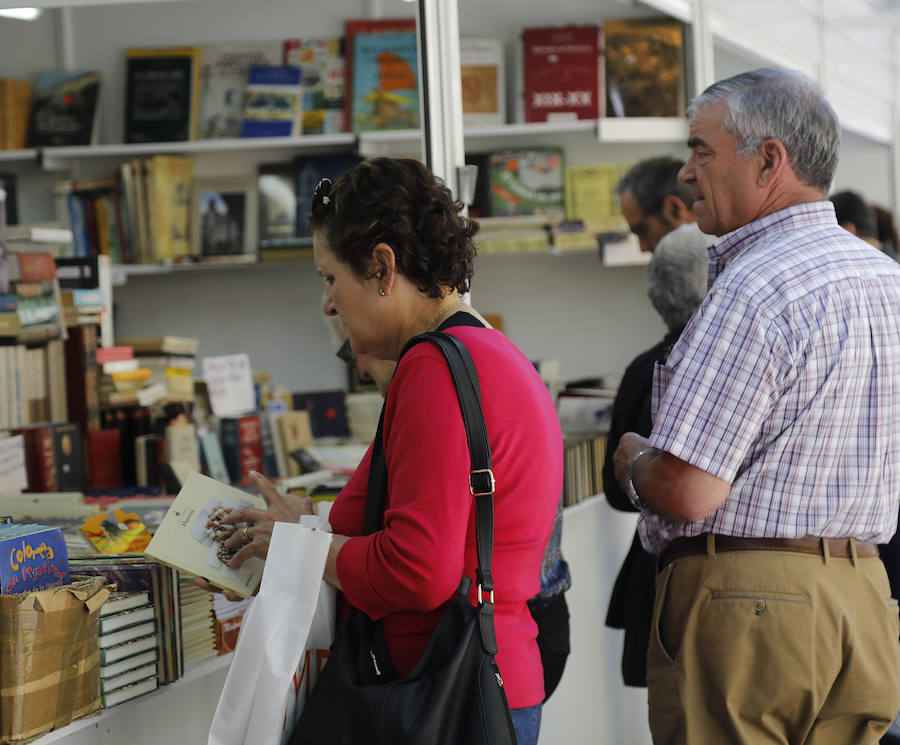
left=219, top=158, right=563, bottom=745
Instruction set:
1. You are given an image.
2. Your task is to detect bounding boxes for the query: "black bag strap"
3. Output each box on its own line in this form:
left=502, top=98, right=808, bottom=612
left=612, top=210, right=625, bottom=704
left=363, top=331, right=499, bottom=654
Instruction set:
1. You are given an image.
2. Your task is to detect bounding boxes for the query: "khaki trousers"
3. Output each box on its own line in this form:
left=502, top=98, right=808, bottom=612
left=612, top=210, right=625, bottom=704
left=647, top=546, right=900, bottom=745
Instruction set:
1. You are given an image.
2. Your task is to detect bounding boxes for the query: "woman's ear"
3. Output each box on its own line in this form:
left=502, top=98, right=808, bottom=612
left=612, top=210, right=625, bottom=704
left=371, top=243, right=397, bottom=295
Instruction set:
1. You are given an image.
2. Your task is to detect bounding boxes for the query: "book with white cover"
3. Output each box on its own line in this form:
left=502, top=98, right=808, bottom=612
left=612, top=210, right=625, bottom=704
left=145, top=471, right=266, bottom=597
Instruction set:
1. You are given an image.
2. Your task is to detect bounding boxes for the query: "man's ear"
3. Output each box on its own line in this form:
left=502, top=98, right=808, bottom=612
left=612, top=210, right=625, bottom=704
left=661, top=194, right=692, bottom=225
left=371, top=243, right=397, bottom=295
left=758, top=138, right=789, bottom=186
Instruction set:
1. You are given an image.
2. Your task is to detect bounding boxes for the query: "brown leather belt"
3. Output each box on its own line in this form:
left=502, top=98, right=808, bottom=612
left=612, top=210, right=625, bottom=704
left=659, top=533, right=879, bottom=568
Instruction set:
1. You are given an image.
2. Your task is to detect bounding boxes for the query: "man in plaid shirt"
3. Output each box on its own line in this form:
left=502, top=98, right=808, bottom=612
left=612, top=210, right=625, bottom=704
left=614, top=68, right=900, bottom=745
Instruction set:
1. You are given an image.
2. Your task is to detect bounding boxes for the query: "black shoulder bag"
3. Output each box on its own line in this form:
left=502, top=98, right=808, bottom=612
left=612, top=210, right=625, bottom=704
left=290, top=332, right=518, bottom=745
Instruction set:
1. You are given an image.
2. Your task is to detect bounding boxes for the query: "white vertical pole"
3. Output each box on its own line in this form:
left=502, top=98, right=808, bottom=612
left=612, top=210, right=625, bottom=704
left=416, top=0, right=465, bottom=198
left=690, top=0, right=714, bottom=97
left=892, top=32, right=900, bottom=221
left=55, top=7, right=76, bottom=71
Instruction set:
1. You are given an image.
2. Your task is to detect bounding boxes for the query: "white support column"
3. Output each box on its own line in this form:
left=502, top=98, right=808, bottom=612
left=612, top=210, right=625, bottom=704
left=55, top=6, right=76, bottom=71
left=690, top=0, right=714, bottom=97
left=890, top=31, right=898, bottom=215
left=416, top=0, right=465, bottom=198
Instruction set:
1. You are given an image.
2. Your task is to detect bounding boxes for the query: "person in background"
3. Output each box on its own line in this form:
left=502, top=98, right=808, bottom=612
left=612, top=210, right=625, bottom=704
left=829, top=189, right=881, bottom=248
left=874, top=204, right=900, bottom=261
left=616, top=156, right=699, bottom=253
left=602, top=223, right=709, bottom=688
left=215, top=158, right=563, bottom=745
left=613, top=68, right=900, bottom=744
left=332, top=316, right=572, bottom=702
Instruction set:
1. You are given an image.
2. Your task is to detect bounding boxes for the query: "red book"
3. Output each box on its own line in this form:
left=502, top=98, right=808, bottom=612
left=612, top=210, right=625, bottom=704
left=220, top=414, right=263, bottom=485
left=344, top=17, right=416, bottom=131
left=10, top=252, right=57, bottom=281
left=522, top=25, right=604, bottom=123
left=11, top=424, right=56, bottom=492
left=96, top=345, right=134, bottom=364
left=87, top=428, right=122, bottom=488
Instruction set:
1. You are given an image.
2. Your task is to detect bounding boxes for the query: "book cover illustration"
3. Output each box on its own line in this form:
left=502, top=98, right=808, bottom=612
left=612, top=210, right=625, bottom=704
left=564, top=162, right=633, bottom=232
left=240, top=65, right=303, bottom=138
left=488, top=148, right=565, bottom=219
left=28, top=71, right=101, bottom=147
left=604, top=18, right=686, bottom=118
left=0, top=524, right=69, bottom=594
left=283, top=37, right=345, bottom=134
left=459, top=38, right=505, bottom=127
left=522, top=25, right=604, bottom=123
left=124, top=47, right=201, bottom=143
left=80, top=509, right=151, bottom=554
left=144, top=471, right=265, bottom=597
left=199, top=41, right=282, bottom=138
left=351, top=30, right=420, bottom=132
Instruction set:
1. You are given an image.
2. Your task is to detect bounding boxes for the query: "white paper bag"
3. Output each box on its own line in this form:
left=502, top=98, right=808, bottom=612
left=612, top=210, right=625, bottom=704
left=208, top=517, right=335, bottom=745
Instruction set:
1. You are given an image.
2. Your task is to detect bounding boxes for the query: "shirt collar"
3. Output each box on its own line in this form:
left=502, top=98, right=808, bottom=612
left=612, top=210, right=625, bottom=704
left=707, top=201, right=838, bottom=285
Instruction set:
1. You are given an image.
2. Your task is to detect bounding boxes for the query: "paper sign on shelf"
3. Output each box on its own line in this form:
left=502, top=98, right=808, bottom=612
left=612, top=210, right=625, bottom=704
left=202, top=353, right=256, bottom=417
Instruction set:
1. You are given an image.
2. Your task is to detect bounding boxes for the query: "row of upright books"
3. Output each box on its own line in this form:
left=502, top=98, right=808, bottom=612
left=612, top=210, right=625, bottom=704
left=0, top=16, right=685, bottom=150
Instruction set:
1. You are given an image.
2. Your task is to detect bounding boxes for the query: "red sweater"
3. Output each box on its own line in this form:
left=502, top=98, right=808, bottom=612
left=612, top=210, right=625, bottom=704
left=330, top=326, right=563, bottom=708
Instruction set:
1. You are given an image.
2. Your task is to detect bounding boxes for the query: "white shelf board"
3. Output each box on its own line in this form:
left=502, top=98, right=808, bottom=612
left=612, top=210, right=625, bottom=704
left=597, top=117, right=688, bottom=143
left=0, top=148, right=38, bottom=162
left=40, top=133, right=357, bottom=169
left=32, top=653, right=233, bottom=744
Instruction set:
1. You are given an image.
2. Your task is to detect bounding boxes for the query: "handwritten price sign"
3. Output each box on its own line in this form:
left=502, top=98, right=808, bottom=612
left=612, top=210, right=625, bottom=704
left=202, top=353, right=256, bottom=417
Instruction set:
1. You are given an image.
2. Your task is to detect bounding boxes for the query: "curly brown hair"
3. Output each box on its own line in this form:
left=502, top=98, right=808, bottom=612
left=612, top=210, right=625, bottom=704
left=307, top=157, right=478, bottom=298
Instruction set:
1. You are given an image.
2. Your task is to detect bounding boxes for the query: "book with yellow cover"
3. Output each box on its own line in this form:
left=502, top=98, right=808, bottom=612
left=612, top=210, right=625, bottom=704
left=145, top=471, right=265, bottom=598
left=150, top=155, right=194, bottom=260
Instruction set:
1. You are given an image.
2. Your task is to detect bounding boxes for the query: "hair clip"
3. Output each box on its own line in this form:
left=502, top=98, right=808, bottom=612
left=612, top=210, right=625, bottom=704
left=314, top=177, right=334, bottom=210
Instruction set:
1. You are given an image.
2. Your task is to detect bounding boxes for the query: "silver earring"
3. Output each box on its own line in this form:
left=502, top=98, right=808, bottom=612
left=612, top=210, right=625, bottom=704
left=379, top=288, right=385, bottom=296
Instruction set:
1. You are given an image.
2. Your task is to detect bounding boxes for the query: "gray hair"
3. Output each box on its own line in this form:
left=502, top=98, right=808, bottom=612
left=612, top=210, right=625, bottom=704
left=616, top=156, right=695, bottom=214
left=688, top=68, right=840, bottom=191
left=646, top=223, right=710, bottom=331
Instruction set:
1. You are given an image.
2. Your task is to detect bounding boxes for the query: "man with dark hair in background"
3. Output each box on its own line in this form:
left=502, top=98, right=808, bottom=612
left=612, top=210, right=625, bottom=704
left=616, top=156, right=698, bottom=253
left=830, top=188, right=881, bottom=248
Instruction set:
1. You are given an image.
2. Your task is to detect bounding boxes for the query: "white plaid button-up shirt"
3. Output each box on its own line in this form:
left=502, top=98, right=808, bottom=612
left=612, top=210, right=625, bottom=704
left=640, top=201, right=900, bottom=555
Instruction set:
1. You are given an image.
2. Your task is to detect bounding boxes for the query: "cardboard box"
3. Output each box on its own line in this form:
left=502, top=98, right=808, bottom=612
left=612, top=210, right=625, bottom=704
left=0, top=576, right=110, bottom=742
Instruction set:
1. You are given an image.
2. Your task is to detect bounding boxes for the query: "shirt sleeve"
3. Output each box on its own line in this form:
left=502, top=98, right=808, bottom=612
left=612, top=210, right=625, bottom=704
left=649, top=285, right=787, bottom=482
left=336, top=350, right=473, bottom=620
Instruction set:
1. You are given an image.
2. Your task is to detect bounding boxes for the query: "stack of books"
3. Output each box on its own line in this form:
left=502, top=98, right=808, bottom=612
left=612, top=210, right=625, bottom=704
left=178, top=572, right=218, bottom=670
left=98, top=589, right=160, bottom=707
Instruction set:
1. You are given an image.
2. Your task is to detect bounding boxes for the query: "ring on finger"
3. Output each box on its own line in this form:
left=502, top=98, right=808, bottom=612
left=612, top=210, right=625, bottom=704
left=241, top=526, right=250, bottom=543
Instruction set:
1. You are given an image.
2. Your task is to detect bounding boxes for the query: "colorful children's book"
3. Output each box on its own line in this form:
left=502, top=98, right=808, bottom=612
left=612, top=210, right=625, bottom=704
left=283, top=37, right=345, bottom=134
left=145, top=471, right=266, bottom=598
left=488, top=147, right=565, bottom=219
left=240, top=65, right=303, bottom=138
left=0, top=524, right=69, bottom=594
left=350, top=30, right=420, bottom=132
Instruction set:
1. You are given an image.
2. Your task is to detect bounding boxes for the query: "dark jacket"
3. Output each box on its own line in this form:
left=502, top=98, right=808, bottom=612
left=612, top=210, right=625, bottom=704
left=602, top=329, right=681, bottom=687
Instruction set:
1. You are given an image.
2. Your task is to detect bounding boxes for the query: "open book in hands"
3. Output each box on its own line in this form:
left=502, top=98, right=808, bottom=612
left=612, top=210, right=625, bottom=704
left=145, top=471, right=265, bottom=598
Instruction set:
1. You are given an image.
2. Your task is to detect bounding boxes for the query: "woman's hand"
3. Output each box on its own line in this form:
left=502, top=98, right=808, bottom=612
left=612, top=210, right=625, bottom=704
left=221, top=470, right=317, bottom=569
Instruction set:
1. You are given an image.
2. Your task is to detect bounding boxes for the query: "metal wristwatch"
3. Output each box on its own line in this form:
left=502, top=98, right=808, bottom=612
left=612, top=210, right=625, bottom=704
left=624, top=446, right=662, bottom=511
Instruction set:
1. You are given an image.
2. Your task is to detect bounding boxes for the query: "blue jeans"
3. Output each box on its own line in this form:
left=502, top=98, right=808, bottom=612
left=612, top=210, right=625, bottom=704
left=510, top=704, right=542, bottom=745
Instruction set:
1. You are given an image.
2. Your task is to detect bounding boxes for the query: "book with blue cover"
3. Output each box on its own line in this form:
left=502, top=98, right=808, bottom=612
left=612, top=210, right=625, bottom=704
left=240, top=65, right=303, bottom=137
left=0, top=524, right=69, bottom=594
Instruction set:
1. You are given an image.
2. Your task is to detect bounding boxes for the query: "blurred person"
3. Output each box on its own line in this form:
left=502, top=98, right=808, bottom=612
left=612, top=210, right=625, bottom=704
left=602, top=223, right=709, bottom=688
left=205, top=158, right=563, bottom=745
left=616, top=156, right=699, bottom=253
left=829, top=189, right=880, bottom=248
left=613, top=68, right=900, bottom=745
left=874, top=204, right=900, bottom=261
